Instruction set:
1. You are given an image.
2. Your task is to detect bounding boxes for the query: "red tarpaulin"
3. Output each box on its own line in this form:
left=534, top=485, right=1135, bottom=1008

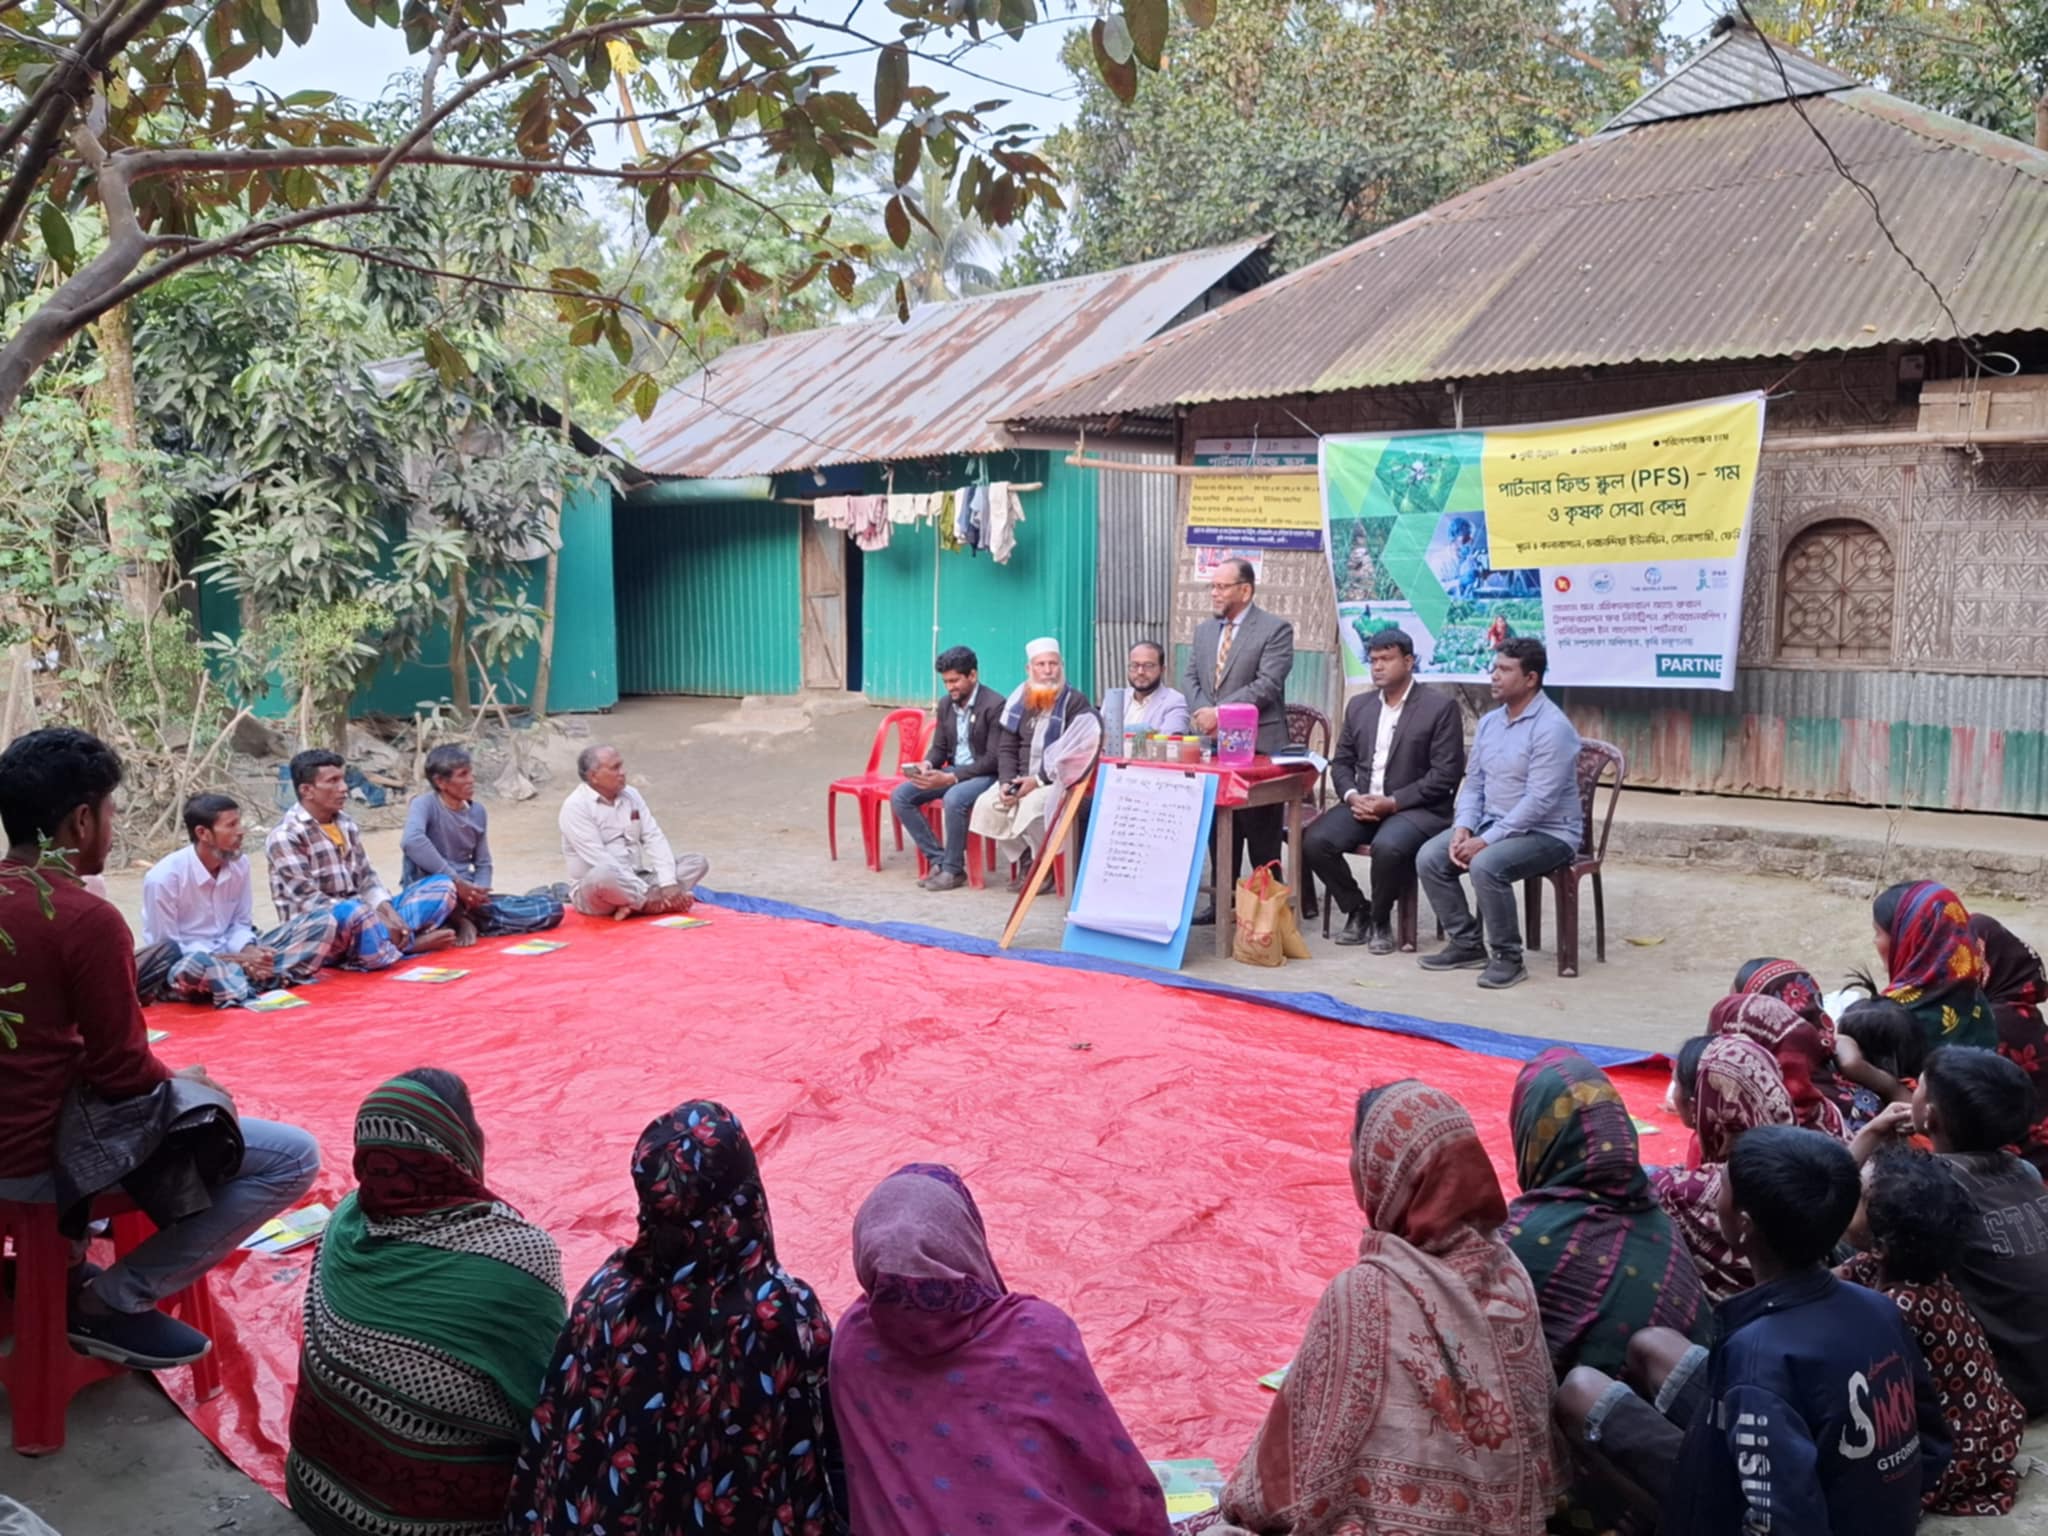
left=140, top=904, right=1679, bottom=1499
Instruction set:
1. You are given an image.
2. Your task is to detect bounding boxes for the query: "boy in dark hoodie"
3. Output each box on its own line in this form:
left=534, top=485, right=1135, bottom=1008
left=1914, top=1044, right=2048, bottom=1414
left=1559, top=1125, right=1948, bottom=1532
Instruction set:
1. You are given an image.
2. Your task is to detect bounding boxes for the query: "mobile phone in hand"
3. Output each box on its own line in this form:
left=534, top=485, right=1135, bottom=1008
left=901, top=762, right=925, bottom=778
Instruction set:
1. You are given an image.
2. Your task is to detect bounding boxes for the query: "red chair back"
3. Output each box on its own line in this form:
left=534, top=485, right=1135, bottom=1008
left=861, top=708, right=930, bottom=776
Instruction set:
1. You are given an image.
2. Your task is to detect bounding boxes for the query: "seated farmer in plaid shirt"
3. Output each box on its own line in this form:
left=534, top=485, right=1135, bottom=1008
left=133, top=792, right=343, bottom=1006
left=266, top=749, right=459, bottom=969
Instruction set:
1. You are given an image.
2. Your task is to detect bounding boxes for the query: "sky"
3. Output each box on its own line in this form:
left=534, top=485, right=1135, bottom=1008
left=238, top=0, right=1732, bottom=150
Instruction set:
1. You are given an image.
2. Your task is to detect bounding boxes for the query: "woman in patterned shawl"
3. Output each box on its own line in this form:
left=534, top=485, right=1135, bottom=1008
left=288, top=1070, right=566, bottom=1536
left=1967, top=913, right=2048, bottom=1173
left=1505, top=1049, right=1712, bottom=1380
left=1875, top=880, right=1996, bottom=1050
left=1734, top=958, right=1861, bottom=1124
left=830, top=1164, right=1172, bottom=1536
left=1192, top=1081, right=1559, bottom=1536
left=1650, top=1036, right=1796, bottom=1302
left=504, top=1101, right=842, bottom=1536
left=1707, top=992, right=1848, bottom=1141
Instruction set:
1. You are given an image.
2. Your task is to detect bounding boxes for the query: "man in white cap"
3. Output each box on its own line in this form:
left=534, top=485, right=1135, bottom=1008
left=970, top=637, right=1100, bottom=891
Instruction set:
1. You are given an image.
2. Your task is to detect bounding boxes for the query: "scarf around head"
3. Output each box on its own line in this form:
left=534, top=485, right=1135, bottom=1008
left=314, top=1076, right=565, bottom=1416
left=1652, top=1036, right=1796, bottom=1302
left=1880, top=881, right=1996, bottom=1049
left=1969, top=914, right=2048, bottom=1175
left=1204, top=1081, right=1558, bottom=1536
left=1710, top=992, right=1847, bottom=1140
left=505, top=1101, right=841, bottom=1536
left=831, top=1165, right=1171, bottom=1536
left=1505, top=1049, right=1710, bottom=1377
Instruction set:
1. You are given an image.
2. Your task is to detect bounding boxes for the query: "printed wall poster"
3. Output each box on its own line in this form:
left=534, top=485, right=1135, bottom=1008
left=1319, top=394, right=1765, bottom=690
left=1188, top=437, right=1324, bottom=552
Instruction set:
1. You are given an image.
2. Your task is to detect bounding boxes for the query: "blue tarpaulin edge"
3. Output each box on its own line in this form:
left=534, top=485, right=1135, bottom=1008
left=694, top=886, right=1655, bottom=1069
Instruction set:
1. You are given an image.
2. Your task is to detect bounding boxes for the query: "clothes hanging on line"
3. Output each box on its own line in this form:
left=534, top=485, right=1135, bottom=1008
left=848, top=495, right=891, bottom=552
left=937, top=492, right=963, bottom=552
left=813, top=497, right=854, bottom=530
left=985, top=483, right=1023, bottom=564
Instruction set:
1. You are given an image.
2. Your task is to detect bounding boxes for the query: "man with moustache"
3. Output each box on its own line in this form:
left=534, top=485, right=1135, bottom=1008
left=135, top=793, right=342, bottom=1006
left=1303, top=627, right=1465, bottom=954
left=970, top=636, right=1100, bottom=891
left=1113, top=641, right=1189, bottom=735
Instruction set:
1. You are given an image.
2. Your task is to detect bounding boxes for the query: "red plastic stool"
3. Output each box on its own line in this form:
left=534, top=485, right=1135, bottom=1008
left=1, top=1192, right=226, bottom=1454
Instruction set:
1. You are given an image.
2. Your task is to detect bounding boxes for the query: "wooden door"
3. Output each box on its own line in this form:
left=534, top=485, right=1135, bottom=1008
left=801, top=517, right=847, bottom=690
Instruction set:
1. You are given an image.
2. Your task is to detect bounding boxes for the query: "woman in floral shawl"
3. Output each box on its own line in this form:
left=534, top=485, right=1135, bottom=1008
left=1875, top=880, right=1995, bottom=1050
left=1505, top=1049, right=1712, bottom=1380
left=288, top=1070, right=566, bottom=1536
left=1707, top=992, right=1848, bottom=1141
left=1650, top=1036, right=1796, bottom=1302
left=830, top=1164, right=1171, bottom=1536
left=504, top=1102, right=841, bottom=1536
left=1192, top=1081, right=1559, bottom=1536
left=1968, top=913, right=2048, bottom=1173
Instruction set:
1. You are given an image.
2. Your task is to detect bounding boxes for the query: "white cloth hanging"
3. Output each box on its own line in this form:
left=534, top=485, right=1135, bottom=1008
left=986, top=483, right=1025, bottom=564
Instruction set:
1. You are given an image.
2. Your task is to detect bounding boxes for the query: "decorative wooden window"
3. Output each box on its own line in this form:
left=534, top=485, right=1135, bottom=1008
left=1777, top=519, right=1895, bottom=662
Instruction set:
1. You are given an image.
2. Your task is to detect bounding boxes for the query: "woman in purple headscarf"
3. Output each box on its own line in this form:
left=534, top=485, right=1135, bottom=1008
left=829, top=1164, right=1172, bottom=1536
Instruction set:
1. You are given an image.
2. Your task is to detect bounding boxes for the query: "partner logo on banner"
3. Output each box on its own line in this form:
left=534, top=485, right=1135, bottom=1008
left=1316, top=394, right=1766, bottom=691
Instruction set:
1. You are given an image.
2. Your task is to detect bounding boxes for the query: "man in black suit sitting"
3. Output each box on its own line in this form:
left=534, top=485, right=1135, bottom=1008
left=1303, top=627, right=1465, bottom=953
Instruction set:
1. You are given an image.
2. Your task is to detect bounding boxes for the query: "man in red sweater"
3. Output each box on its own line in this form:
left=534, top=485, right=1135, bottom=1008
left=0, top=728, right=319, bottom=1368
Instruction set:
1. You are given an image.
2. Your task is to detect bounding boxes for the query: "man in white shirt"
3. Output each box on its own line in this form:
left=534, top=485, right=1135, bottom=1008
left=1302, top=627, right=1466, bottom=953
left=135, top=793, right=341, bottom=1006
left=558, top=744, right=709, bottom=918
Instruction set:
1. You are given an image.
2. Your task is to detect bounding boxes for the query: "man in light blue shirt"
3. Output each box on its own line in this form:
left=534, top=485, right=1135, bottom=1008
left=1417, top=636, right=1583, bottom=989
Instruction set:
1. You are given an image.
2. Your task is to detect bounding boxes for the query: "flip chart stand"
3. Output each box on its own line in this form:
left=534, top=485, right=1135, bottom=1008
left=1061, top=763, right=1218, bottom=971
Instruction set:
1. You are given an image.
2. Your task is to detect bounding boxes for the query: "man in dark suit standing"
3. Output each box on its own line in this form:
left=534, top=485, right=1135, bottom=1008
left=1185, top=557, right=1295, bottom=922
left=1303, top=628, right=1465, bottom=952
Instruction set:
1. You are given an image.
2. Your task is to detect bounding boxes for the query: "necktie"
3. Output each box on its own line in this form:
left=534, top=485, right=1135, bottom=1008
left=1213, top=619, right=1235, bottom=689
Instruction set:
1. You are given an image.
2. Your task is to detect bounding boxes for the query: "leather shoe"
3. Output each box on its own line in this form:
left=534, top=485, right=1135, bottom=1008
left=1335, top=909, right=1371, bottom=946
left=1191, top=904, right=1216, bottom=926
left=1367, top=924, right=1398, bottom=956
left=1418, top=943, right=1489, bottom=971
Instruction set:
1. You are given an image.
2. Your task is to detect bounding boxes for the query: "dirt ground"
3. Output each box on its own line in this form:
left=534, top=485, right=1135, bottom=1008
left=11, top=693, right=2048, bottom=1532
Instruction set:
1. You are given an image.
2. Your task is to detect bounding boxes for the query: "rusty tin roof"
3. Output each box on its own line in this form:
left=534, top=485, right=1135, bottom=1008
left=1011, top=32, right=2048, bottom=424
left=612, top=238, right=1268, bottom=477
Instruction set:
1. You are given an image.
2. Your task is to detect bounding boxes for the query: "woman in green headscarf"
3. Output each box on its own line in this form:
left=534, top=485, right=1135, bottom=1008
left=287, top=1069, right=566, bottom=1536
left=1505, top=1048, right=1714, bottom=1378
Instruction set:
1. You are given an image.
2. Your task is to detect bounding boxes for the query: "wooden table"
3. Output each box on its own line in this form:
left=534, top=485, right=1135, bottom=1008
left=1096, top=756, right=1320, bottom=959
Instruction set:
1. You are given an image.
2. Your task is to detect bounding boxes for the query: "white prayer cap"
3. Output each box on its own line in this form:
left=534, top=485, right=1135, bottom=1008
left=1025, top=636, right=1061, bottom=660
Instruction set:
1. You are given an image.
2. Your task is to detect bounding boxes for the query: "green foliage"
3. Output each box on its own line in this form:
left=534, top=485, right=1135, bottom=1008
left=1742, top=0, right=2045, bottom=140
left=0, top=0, right=1120, bottom=418
left=210, top=594, right=395, bottom=727
left=1047, top=0, right=1656, bottom=276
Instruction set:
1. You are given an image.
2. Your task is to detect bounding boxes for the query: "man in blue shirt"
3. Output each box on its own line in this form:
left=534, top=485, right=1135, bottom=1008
left=1417, top=635, right=1583, bottom=989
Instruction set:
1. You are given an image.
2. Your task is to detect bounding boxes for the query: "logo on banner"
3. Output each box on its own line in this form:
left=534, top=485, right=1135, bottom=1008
left=1592, top=570, right=1615, bottom=594
left=1552, top=575, right=1572, bottom=593
left=1656, top=654, right=1725, bottom=680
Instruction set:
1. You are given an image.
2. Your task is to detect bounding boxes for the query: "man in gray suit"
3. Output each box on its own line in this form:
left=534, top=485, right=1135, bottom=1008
left=1184, top=556, right=1295, bottom=922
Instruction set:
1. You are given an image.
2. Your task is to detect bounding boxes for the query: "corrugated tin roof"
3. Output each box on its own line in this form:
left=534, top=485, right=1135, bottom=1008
left=612, top=238, right=1268, bottom=477
left=1012, top=79, right=2048, bottom=424
left=1604, top=22, right=1854, bottom=130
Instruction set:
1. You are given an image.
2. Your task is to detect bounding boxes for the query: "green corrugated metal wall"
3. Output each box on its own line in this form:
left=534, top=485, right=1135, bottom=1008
left=861, top=451, right=1098, bottom=704
left=195, top=475, right=619, bottom=718
left=613, top=499, right=802, bottom=696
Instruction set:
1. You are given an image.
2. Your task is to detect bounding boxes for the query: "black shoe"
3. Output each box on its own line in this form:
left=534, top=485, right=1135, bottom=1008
left=1300, top=890, right=1318, bottom=922
left=1418, top=943, right=1489, bottom=971
left=1367, top=924, right=1398, bottom=956
left=1335, top=909, right=1371, bottom=946
left=1191, top=905, right=1216, bottom=926
left=924, top=868, right=967, bottom=891
left=68, top=1299, right=212, bottom=1369
left=1477, top=957, right=1529, bottom=990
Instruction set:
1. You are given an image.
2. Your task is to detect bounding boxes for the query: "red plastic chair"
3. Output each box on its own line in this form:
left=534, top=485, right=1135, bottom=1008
left=0, top=1191, right=225, bottom=1455
left=827, top=709, right=933, bottom=872
left=915, top=804, right=1000, bottom=885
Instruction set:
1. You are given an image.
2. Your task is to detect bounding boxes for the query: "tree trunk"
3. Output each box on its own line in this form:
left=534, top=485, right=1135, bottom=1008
left=93, top=299, right=162, bottom=620
left=2037, top=96, right=2047, bottom=151
left=448, top=561, right=472, bottom=720
left=532, top=485, right=563, bottom=722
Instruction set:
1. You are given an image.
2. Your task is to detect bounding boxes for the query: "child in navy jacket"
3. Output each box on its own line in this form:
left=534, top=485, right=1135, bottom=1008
left=1666, top=1124, right=1951, bottom=1535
